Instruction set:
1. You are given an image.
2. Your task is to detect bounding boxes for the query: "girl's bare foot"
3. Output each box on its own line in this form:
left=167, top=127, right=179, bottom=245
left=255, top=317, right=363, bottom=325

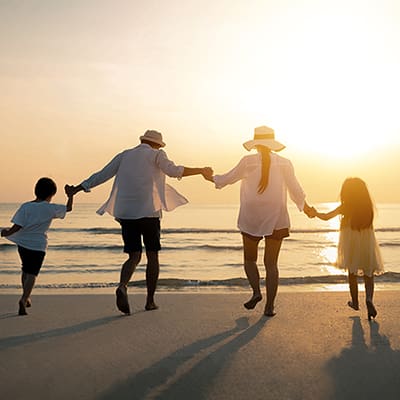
left=347, top=301, right=359, bottom=311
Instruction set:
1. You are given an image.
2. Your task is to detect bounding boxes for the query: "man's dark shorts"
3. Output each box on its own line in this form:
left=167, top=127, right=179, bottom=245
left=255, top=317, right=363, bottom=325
left=118, top=218, right=161, bottom=253
left=241, top=228, right=290, bottom=242
left=17, top=246, right=46, bottom=276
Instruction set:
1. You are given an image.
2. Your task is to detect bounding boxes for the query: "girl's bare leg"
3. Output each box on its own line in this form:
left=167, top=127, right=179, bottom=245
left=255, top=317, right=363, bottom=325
left=348, top=272, right=359, bottom=310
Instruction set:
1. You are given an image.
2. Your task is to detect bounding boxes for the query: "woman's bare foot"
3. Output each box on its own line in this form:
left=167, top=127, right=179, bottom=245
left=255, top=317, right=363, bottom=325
left=264, top=306, right=276, bottom=317
left=244, top=294, right=262, bottom=310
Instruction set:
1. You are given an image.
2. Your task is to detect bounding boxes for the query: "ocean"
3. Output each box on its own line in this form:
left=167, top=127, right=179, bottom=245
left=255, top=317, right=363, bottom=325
left=1, top=203, right=399, bottom=292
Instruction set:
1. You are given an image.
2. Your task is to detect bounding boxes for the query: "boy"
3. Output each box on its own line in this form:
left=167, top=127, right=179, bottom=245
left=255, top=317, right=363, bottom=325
left=1, top=177, right=73, bottom=315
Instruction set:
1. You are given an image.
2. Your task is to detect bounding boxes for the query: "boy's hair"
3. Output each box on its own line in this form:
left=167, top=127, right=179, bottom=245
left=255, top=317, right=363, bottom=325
left=340, top=177, right=373, bottom=230
left=34, top=177, right=57, bottom=200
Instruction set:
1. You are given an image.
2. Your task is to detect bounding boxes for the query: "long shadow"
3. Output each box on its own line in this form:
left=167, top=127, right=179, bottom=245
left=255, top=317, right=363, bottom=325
left=0, top=312, right=20, bottom=320
left=326, top=317, right=400, bottom=400
left=0, top=315, right=120, bottom=350
left=99, top=316, right=268, bottom=400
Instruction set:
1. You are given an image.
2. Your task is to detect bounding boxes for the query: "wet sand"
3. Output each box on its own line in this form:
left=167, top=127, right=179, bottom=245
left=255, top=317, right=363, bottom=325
left=1, top=291, right=399, bottom=399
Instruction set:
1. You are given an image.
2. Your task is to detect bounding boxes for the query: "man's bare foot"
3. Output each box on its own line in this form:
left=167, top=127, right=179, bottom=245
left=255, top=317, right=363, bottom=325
left=116, top=286, right=130, bottom=315
left=18, top=301, right=28, bottom=316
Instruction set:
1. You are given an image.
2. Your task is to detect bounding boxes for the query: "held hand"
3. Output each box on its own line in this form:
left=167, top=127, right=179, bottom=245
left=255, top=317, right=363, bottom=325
left=304, top=204, right=317, bottom=218
left=1, top=228, right=9, bottom=237
left=201, top=167, right=214, bottom=182
left=64, top=184, right=76, bottom=198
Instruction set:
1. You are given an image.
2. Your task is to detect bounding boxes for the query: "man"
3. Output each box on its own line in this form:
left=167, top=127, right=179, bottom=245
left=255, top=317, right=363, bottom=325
left=66, top=130, right=212, bottom=314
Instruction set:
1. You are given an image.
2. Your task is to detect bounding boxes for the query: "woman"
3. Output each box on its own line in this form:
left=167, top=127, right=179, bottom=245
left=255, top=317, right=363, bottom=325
left=207, top=126, right=313, bottom=316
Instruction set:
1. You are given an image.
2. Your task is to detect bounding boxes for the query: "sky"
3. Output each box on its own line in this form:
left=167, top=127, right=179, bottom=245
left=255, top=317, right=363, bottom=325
left=1, top=0, right=400, bottom=205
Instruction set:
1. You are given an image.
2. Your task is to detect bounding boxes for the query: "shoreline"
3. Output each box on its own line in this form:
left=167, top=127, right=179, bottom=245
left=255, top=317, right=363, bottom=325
left=1, top=281, right=400, bottom=295
left=2, top=282, right=399, bottom=296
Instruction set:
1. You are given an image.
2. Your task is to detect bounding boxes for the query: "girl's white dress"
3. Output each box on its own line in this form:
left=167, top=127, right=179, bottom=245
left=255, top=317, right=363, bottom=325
left=337, top=224, right=384, bottom=277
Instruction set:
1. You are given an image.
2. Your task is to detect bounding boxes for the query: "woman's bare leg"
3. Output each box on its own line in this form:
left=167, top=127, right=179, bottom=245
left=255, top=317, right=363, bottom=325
left=263, top=238, right=283, bottom=316
left=242, top=234, right=262, bottom=309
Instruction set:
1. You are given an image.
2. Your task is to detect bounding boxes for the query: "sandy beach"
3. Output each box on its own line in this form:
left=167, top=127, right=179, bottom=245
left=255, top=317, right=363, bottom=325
left=1, top=291, right=399, bottom=400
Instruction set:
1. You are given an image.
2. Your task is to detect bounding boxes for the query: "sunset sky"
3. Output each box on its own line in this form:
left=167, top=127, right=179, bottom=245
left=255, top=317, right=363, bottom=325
left=1, top=0, right=400, bottom=205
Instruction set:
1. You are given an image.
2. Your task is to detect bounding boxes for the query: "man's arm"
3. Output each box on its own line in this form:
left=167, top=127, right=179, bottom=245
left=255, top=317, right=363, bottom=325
left=182, top=167, right=213, bottom=178
left=67, top=152, right=123, bottom=195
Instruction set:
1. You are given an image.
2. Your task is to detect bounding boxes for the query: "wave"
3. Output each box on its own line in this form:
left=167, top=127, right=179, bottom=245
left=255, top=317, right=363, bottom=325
left=1, top=272, right=400, bottom=290
left=50, top=226, right=400, bottom=235
left=2, top=241, right=399, bottom=253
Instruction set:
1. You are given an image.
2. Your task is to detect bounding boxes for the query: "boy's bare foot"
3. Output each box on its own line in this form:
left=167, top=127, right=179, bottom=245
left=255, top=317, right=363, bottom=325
left=145, top=302, right=159, bottom=311
left=26, top=298, right=32, bottom=308
left=18, top=301, right=28, bottom=316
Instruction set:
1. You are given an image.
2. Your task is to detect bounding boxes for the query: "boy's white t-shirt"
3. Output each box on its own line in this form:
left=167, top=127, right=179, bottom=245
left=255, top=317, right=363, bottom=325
left=7, top=201, right=67, bottom=252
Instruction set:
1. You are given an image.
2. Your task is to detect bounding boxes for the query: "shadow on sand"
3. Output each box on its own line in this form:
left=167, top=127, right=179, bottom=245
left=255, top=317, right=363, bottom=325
left=326, top=317, right=400, bottom=400
left=99, top=316, right=269, bottom=400
left=0, top=315, right=121, bottom=350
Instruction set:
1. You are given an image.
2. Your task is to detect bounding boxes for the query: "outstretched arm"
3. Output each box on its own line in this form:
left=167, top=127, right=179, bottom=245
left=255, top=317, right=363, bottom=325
left=64, top=185, right=75, bottom=212
left=315, top=205, right=342, bottom=221
left=182, top=167, right=213, bottom=179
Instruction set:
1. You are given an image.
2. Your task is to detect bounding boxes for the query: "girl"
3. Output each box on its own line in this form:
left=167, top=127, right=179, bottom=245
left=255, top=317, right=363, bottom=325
left=314, top=177, right=383, bottom=320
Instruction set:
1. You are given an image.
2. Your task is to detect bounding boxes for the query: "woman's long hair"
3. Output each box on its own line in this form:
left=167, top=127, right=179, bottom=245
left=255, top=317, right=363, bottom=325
left=340, top=177, right=374, bottom=230
left=256, top=145, right=271, bottom=194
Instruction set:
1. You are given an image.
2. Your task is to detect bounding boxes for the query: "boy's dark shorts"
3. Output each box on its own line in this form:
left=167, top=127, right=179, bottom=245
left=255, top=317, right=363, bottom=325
left=17, top=246, right=46, bottom=276
left=241, top=228, right=290, bottom=242
left=118, top=217, right=161, bottom=253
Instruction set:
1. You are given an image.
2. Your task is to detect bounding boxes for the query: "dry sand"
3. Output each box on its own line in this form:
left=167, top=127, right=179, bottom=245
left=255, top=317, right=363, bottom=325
left=1, top=291, right=399, bottom=400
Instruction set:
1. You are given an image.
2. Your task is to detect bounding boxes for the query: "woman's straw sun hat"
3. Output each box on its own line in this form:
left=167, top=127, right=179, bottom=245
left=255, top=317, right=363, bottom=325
left=243, top=126, right=285, bottom=152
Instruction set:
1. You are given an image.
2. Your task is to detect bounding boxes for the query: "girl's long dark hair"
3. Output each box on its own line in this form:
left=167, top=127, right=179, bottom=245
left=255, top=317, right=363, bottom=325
left=340, top=177, right=374, bottom=230
left=256, top=145, right=271, bottom=194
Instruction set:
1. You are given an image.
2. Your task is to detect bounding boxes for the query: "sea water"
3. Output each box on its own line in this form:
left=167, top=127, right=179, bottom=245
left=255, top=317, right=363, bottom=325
left=0, top=203, right=399, bottom=292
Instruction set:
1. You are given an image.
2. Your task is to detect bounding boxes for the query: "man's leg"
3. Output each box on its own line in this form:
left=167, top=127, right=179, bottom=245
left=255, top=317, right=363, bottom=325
left=242, top=234, right=262, bottom=309
left=119, top=252, right=142, bottom=287
left=116, top=252, right=141, bottom=314
left=145, top=251, right=159, bottom=310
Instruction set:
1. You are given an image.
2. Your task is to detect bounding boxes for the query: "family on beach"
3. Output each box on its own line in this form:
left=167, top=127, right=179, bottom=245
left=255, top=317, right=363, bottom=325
left=1, top=126, right=384, bottom=320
